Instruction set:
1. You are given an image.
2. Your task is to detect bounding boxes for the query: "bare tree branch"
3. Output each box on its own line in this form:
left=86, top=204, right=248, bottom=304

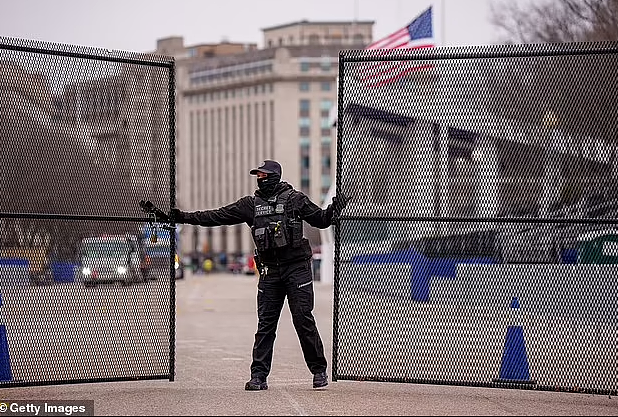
left=491, top=0, right=618, bottom=43
left=486, top=0, right=618, bottom=145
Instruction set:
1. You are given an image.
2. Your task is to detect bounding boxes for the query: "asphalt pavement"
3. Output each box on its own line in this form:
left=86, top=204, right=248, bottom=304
left=0, top=271, right=616, bottom=416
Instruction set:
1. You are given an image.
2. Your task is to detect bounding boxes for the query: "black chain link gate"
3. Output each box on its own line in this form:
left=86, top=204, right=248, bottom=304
left=333, top=42, right=618, bottom=395
left=0, top=37, right=176, bottom=387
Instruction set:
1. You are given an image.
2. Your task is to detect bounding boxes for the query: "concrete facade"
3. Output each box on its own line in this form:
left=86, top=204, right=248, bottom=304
left=160, top=21, right=374, bottom=259
left=262, top=20, right=373, bottom=48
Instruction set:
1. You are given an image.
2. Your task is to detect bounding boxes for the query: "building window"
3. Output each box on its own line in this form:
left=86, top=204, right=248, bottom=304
left=268, top=40, right=273, bottom=48
left=320, top=81, right=331, bottom=91
left=308, top=34, right=320, bottom=45
left=321, top=118, right=331, bottom=129
left=224, top=107, right=229, bottom=203
left=300, top=126, right=310, bottom=136
left=320, top=99, right=332, bottom=110
left=353, top=34, right=365, bottom=44
left=300, top=137, right=311, bottom=146
left=321, top=135, right=331, bottom=144
left=321, top=154, right=331, bottom=169
left=254, top=103, right=259, bottom=162
left=321, top=192, right=328, bottom=204
left=231, top=106, right=237, bottom=196
left=189, top=112, right=195, bottom=206
left=321, top=174, right=331, bottom=188
left=321, top=59, right=331, bottom=71
left=300, top=141, right=310, bottom=193
left=330, top=34, right=343, bottom=44
left=299, top=82, right=310, bottom=91
left=300, top=62, right=310, bottom=72
left=239, top=106, right=244, bottom=193
left=298, top=117, right=311, bottom=127
left=299, top=99, right=310, bottom=111
left=299, top=106, right=310, bottom=118
left=270, top=100, right=275, bottom=157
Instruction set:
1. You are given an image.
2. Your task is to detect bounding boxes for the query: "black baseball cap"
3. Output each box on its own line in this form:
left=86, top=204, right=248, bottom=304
left=250, top=160, right=282, bottom=176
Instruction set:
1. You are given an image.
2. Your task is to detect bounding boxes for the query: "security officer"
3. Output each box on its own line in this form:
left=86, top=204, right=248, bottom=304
left=143, top=160, right=347, bottom=390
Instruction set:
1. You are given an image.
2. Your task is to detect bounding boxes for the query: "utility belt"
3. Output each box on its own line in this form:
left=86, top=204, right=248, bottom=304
left=253, top=239, right=313, bottom=273
left=252, top=218, right=302, bottom=252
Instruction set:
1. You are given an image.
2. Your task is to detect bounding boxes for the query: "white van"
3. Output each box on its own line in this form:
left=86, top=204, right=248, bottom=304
left=80, top=234, right=146, bottom=287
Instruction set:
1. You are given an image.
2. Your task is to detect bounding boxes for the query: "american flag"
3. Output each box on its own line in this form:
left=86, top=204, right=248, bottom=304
left=356, top=6, right=436, bottom=88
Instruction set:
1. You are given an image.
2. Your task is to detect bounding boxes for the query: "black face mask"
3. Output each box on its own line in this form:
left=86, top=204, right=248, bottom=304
left=257, top=174, right=280, bottom=195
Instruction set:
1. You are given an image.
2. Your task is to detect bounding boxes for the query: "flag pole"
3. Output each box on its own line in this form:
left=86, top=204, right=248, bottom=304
left=440, top=0, right=446, bottom=45
left=352, top=0, right=358, bottom=43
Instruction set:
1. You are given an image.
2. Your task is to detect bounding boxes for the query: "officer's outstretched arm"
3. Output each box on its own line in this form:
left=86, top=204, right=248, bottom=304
left=139, top=200, right=172, bottom=223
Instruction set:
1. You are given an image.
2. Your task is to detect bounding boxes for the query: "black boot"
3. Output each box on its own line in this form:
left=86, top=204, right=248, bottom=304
left=245, top=377, right=268, bottom=391
left=313, top=372, right=328, bottom=388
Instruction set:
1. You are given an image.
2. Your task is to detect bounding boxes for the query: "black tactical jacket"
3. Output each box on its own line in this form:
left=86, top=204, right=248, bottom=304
left=175, top=182, right=334, bottom=266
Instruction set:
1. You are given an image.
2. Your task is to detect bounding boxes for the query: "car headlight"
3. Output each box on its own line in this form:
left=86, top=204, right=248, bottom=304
left=82, top=267, right=92, bottom=276
left=117, top=266, right=127, bottom=275
left=174, top=261, right=179, bottom=270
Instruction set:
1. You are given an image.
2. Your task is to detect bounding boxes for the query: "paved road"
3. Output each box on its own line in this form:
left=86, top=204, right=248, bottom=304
left=0, top=271, right=616, bottom=416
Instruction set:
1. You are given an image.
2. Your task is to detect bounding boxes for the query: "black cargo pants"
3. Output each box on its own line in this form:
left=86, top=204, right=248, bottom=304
left=250, top=259, right=327, bottom=380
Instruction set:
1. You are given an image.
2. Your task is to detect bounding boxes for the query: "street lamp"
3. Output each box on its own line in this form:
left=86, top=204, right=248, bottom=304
left=536, top=109, right=563, bottom=262
left=539, top=109, right=560, bottom=218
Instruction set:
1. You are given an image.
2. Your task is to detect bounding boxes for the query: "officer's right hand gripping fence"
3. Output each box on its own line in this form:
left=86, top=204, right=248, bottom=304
left=0, top=37, right=176, bottom=387
left=332, top=42, right=618, bottom=396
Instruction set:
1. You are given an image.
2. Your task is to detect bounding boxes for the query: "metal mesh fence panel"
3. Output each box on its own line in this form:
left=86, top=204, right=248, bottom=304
left=334, top=42, right=618, bottom=395
left=0, top=37, right=175, bottom=387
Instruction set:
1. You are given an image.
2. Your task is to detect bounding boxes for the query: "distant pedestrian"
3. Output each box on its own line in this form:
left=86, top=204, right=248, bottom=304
left=203, top=258, right=213, bottom=273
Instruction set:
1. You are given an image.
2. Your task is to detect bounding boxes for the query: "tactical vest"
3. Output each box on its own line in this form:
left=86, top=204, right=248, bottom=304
left=252, top=189, right=303, bottom=252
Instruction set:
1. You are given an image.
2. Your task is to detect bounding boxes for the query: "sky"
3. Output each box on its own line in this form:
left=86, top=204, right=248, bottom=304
left=0, top=0, right=510, bottom=54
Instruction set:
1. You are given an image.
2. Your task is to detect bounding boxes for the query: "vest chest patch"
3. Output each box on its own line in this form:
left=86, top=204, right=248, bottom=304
left=255, top=204, right=274, bottom=217
left=252, top=189, right=303, bottom=252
